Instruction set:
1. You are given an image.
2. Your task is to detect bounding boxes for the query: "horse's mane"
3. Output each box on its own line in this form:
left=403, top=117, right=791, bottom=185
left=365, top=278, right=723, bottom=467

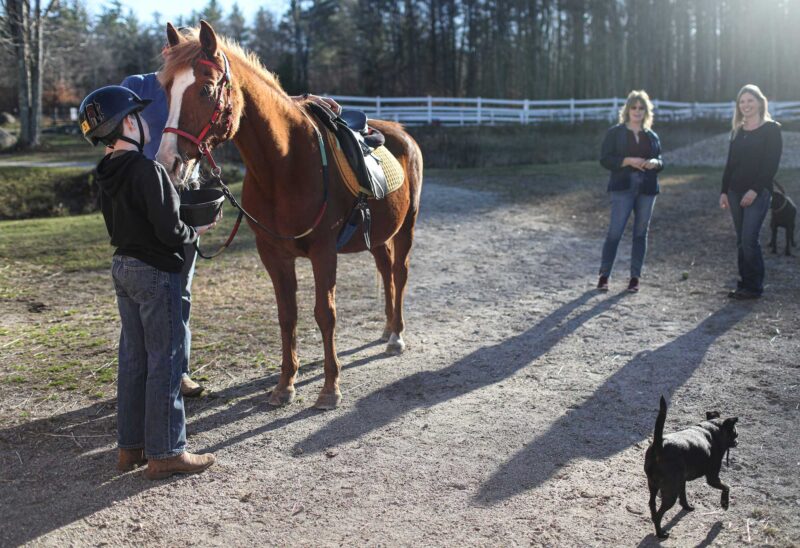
left=159, top=29, right=288, bottom=100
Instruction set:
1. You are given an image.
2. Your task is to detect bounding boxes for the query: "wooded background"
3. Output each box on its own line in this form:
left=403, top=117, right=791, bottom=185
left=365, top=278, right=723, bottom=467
left=2, top=0, right=799, bottom=131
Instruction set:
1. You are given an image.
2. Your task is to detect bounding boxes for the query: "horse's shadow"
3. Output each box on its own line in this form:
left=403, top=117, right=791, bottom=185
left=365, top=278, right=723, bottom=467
left=293, top=290, right=626, bottom=455
left=474, top=303, right=750, bottom=504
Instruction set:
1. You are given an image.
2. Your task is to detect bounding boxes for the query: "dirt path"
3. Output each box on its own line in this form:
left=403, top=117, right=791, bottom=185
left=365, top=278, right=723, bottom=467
left=1, top=167, right=799, bottom=546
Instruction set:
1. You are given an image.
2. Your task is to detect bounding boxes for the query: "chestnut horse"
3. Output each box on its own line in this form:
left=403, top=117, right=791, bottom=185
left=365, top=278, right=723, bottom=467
left=156, top=21, right=423, bottom=409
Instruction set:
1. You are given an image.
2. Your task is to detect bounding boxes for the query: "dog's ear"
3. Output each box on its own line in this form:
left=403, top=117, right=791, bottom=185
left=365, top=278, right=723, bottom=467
left=706, top=411, right=720, bottom=420
left=724, top=417, right=738, bottom=427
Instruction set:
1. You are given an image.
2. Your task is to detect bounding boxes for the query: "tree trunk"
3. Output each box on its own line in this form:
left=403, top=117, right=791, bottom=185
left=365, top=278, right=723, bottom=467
left=5, top=0, right=48, bottom=148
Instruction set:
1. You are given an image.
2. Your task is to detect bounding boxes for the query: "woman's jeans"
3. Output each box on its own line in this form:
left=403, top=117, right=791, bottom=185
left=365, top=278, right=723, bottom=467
left=727, top=189, right=771, bottom=294
left=599, top=174, right=657, bottom=278
left=112, top=256, right=187, bottom=459
left=180, top=243, right=197, bottom=378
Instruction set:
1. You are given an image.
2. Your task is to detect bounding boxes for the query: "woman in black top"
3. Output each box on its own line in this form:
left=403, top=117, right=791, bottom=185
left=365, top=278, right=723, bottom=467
left=597, top=90, right=664, bottom=293
left=720, top=84, right=782, bottom=299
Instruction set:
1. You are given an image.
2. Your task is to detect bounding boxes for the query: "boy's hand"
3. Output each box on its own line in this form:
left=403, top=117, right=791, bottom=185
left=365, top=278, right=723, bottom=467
left=196, top=222, right=217, bottom=236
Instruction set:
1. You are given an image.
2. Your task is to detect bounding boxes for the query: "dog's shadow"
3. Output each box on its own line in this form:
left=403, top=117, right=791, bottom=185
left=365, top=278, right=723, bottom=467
left=636, top=517, right=723, bottom=547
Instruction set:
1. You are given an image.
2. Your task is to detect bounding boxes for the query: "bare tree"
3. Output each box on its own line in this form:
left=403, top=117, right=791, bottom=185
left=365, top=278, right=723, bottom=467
left=2, top=0, right=57, bottom=148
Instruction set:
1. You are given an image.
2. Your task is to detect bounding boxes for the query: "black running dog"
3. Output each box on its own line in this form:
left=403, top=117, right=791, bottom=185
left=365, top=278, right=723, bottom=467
left=644, top=396, right=739, bottom=539
left=768, top=181, right=796, bottom=256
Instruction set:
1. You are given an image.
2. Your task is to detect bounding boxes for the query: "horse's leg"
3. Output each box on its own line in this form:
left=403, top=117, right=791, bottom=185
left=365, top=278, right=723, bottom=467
left=385, top=214, right=415, bottom=355
left=371, top=242, right=395, bottom=341
left=260, top=251, right=300, bottom=407
left=309, top=249, right=342, bottom=410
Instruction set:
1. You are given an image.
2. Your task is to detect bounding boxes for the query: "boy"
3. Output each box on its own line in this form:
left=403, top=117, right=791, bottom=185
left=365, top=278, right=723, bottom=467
left=79, top=85, right=216, bottom=479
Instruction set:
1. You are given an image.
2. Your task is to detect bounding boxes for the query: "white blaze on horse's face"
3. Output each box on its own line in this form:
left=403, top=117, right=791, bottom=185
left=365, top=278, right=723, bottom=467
left=156, top=68, right=196, bottom=183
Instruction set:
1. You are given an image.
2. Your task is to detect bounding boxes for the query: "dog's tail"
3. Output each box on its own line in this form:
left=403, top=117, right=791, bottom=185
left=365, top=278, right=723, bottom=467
left=653, top=396, right=667, bottom=454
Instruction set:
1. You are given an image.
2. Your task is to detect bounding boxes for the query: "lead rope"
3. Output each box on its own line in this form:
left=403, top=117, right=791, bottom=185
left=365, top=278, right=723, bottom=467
left=194, top=106, right=331, bottom=259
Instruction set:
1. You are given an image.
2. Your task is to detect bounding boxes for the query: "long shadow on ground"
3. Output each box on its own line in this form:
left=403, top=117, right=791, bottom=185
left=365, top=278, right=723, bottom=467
left=294, top=290, right=625, bottom=455
left=0, top=338, right=387, bottom=546
left=475, top=302, right=750, bottom=504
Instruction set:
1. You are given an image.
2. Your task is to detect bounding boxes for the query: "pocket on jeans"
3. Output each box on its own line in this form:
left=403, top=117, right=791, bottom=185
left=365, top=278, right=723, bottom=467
left=121, top=263, right=161, bottom=302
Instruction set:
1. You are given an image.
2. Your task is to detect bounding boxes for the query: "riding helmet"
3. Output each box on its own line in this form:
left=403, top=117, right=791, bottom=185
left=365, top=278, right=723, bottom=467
left=78, top=86, right=151, bottom=146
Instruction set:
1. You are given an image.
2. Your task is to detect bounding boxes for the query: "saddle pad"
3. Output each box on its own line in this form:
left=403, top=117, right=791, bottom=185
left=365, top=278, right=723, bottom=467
left=371, top=145, right=404, bottom=195
left=324, top=130, right=404, bottom=198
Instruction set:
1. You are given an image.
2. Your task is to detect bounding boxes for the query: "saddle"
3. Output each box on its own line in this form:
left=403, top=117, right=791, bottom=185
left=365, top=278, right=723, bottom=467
left=306, top=103, right=401, bottom=200
left=306, top=103, right=405, bottom=250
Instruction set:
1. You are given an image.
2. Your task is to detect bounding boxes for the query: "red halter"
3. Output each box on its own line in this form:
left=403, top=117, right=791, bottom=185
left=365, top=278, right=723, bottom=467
left=162, top=52, right=233, bottom=175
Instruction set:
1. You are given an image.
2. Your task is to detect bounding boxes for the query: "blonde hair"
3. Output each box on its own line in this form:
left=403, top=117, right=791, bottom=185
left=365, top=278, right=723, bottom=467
left=732, top=84, right=772, bottom=137
left=618, top=90, right=654, bottom=130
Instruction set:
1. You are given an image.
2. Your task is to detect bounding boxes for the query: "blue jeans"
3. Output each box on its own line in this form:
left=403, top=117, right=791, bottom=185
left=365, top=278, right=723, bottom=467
left=599, top=174, right=657, bottom=278
left=180, top=243, right=197, bottom=378
left=112, top=256, right=187, bottom=459
left=728, top=189, right=771, bottom=294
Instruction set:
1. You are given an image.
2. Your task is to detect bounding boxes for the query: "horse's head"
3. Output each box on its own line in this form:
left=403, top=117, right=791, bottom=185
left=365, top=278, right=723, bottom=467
left=156, top=21, right=240, bottom=185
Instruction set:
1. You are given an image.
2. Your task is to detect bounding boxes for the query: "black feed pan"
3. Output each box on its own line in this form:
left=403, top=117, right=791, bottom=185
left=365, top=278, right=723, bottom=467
left=180, top=188, right=225, bottom=226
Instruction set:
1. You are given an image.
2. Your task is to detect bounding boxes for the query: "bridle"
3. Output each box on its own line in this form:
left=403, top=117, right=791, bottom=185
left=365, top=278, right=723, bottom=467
left=162, top=51, right=233, bottom=176
left=160, top=49, right=332, bottom=255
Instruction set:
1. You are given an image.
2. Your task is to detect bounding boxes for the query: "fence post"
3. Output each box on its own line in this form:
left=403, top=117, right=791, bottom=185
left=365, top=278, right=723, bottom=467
left=477, top=97, right=482, bottom=125
left=570, top=98, right=575, bottom=123
left=612, top=97, right=619, bottom=122
left=427, top=96, right=433, bottom=124
left=524, top=99, right=529, bottom=125
left=376, top=96, right=381, bottom=118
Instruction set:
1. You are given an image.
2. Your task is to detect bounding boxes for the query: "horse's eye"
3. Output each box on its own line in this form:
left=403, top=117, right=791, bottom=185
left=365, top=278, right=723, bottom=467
left=200, top=85, right=213, bottom=98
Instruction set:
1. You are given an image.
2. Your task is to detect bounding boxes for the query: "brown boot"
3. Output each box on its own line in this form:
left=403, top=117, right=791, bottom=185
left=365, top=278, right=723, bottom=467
left=117, top=448, right=147, bottom=472
left=144, top=451, right=216, bottom=480
left=181, top=376, right=204, bottom=398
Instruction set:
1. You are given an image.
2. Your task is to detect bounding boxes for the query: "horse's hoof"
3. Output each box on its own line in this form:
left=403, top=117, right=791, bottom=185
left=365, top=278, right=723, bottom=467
left=268, top=386, right=296, bottom=407
left=314, top=390, right=342, bottom=410
left=380, top=328, right=392, bottom=342
left=385, top=333, right=406, bottom=355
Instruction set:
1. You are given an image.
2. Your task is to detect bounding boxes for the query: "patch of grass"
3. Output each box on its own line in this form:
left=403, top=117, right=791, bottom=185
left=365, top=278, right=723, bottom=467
left=0, top=166, right=97, bottom=220
left=95, top=367, right=115, bottom=385
left=5, top=375, right=27, bottom=384
left=0, top=181, right=247, bottom=272
left=408, top=120, right=729, bottom=168
left=0, top=213, right=110, bottom=271
left=0, top=133, right=104, bottom=164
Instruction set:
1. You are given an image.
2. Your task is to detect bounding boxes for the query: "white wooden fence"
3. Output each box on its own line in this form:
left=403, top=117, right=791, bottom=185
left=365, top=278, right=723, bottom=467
left=330, top=95, right=800, bottom=126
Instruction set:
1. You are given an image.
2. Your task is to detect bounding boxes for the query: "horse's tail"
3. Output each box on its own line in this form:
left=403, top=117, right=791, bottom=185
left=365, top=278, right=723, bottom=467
left=398, top=129, right=423, bottom=215
left=653, top=396, right=667, bottom=455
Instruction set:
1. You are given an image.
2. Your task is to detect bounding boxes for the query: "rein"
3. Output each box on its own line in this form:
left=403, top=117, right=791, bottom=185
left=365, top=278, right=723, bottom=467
left=163, top=51, right=331, bottom=257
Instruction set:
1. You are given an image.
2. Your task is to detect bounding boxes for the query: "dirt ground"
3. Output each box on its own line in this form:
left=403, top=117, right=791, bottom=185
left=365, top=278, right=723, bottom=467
left=1, top=164, right=799, bottom=546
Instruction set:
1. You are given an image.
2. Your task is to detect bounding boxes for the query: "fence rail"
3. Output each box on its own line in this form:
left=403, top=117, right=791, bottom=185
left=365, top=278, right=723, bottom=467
left=330, top=95, right=800, bottom=126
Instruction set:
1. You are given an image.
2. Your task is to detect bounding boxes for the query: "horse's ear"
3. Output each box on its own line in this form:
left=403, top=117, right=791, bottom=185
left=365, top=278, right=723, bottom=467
left=166, top=22, right=183, bottom=47
left=199, top=20, right=218, bottom=57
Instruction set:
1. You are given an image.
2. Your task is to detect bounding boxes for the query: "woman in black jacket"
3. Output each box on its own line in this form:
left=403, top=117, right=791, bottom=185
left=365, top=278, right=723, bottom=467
left=597, top=90, right=664, bottom=292
left=719, top=84, right=782, bottom=299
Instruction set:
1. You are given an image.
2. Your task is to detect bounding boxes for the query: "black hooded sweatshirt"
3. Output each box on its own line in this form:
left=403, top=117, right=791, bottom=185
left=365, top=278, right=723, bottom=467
left=95, top=151, right=197, bottom=273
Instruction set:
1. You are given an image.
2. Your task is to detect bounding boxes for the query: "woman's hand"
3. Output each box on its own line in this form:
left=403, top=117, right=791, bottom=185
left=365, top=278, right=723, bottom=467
left=740, top=190, right=758, bottom=207
left=643, top=159, right=660, bottom=170
left=719, top=193, right=729, bottom=210
left=623, top=157, right=647, bottom=170
left=196, top=221, right=217, bottom=236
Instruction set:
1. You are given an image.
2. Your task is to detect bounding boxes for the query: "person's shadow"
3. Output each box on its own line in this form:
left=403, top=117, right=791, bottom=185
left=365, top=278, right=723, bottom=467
left=294, top=290, right=625, bottom=455
left=474, top=303, right=750, bottom=504
left=0, top=340, right=390, bottom=546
